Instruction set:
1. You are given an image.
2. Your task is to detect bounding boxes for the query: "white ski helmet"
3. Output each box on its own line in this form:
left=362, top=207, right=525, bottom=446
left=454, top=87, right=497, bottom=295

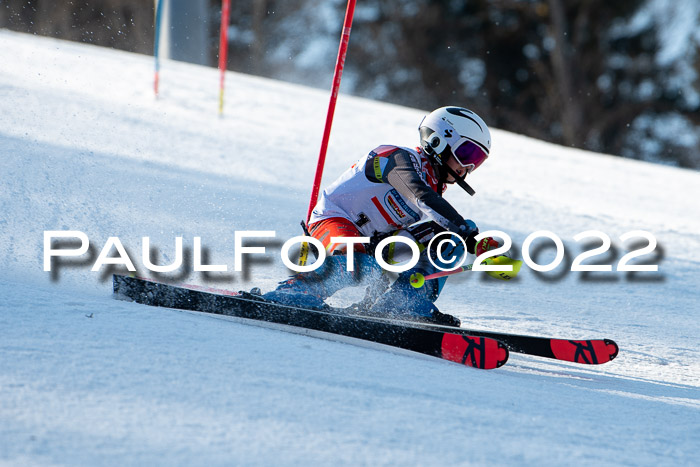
left=419, top=106, right=491, bottom=173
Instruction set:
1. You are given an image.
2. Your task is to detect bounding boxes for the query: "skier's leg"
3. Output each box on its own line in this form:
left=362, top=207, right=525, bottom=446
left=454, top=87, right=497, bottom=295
left=263, top=252, right=384, bottom=308
left=263, top=218, right=386, bottom=308
left=368, top=222, right=465, bottom=325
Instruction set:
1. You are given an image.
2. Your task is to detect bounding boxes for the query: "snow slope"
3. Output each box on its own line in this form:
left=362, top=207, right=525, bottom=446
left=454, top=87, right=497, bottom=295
left=1, top=30, right=699, bottom=465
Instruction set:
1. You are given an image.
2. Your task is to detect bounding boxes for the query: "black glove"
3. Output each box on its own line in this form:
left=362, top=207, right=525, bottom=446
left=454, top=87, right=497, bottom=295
left=456, top=219, right=479, bottom=254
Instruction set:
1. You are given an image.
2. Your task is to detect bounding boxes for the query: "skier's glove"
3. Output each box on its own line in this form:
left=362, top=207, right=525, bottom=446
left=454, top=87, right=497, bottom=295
left=456, top=220, right=479, bottom=254
left=475, top=237, right=500, bottom=256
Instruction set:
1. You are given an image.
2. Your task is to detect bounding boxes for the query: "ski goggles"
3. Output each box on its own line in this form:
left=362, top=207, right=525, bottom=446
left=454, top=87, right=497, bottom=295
left=452, top=140, right=489, bottom=173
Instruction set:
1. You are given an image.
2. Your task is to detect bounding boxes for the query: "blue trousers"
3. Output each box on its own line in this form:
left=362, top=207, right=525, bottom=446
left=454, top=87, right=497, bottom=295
left=264, top=223, right=466, bottom=319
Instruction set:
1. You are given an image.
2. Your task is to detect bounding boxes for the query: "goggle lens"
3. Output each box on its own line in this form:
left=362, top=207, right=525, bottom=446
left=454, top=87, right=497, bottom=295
left=453, top=141, right=488, bottom=172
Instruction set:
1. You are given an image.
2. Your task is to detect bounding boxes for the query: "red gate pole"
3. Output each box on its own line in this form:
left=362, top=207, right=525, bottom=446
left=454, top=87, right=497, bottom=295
left=218, top=0, right=231, bottom=114
left=304, top=0, right=357, bottom=223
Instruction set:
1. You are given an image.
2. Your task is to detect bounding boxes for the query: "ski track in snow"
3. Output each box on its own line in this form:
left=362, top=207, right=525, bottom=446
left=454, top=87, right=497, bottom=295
left=1, top=30, right=699, bottom=465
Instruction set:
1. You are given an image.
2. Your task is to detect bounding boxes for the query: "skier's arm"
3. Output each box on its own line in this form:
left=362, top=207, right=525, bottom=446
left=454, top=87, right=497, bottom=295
left=384, top=149, right=469, bottom=233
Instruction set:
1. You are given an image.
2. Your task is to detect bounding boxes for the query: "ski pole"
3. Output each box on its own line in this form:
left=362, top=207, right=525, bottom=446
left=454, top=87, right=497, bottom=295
left=410, top=256, right=523, bottom=288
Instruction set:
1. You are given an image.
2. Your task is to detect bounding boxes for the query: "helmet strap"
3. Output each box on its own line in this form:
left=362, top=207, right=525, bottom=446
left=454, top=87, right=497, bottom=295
left=428, top=152, right=447, bottom=195
left=421, top=141, right=476, bottom=196
left=444, top=164, right=476, bottom=196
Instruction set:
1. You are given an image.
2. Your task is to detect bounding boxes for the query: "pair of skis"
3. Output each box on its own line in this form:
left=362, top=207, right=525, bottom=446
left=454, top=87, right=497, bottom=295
left=112, top=274, right=618, bottom=370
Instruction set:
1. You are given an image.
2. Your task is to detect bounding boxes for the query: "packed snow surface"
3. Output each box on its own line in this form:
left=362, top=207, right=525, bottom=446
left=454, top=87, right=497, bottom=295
left=1, top=30, right=699, bottom=465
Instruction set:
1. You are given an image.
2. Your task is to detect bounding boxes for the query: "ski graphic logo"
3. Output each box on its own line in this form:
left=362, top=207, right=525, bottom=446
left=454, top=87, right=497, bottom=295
left=459, top=335, right=486, bottom=368
left=549, top=338, right=617, bottom=364
left=441, top=333, right=497, bottom=369
left=569, top=340, right=598, bottom=364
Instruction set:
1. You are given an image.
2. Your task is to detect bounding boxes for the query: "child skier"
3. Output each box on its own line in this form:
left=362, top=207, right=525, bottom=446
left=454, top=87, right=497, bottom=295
left=263, top=106, right=500, bottom=326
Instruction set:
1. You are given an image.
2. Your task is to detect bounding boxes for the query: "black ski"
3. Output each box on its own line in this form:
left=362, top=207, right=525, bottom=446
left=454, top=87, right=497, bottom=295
left=113, top=275, right=508, bottom=370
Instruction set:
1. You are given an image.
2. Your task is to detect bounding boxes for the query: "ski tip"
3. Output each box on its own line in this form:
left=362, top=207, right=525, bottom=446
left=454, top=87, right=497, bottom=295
left=605, top=339, right=620, bottom=362
left=496, top=342, right=509, bottom=368
left=440, top=334, right=509, bottom=370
